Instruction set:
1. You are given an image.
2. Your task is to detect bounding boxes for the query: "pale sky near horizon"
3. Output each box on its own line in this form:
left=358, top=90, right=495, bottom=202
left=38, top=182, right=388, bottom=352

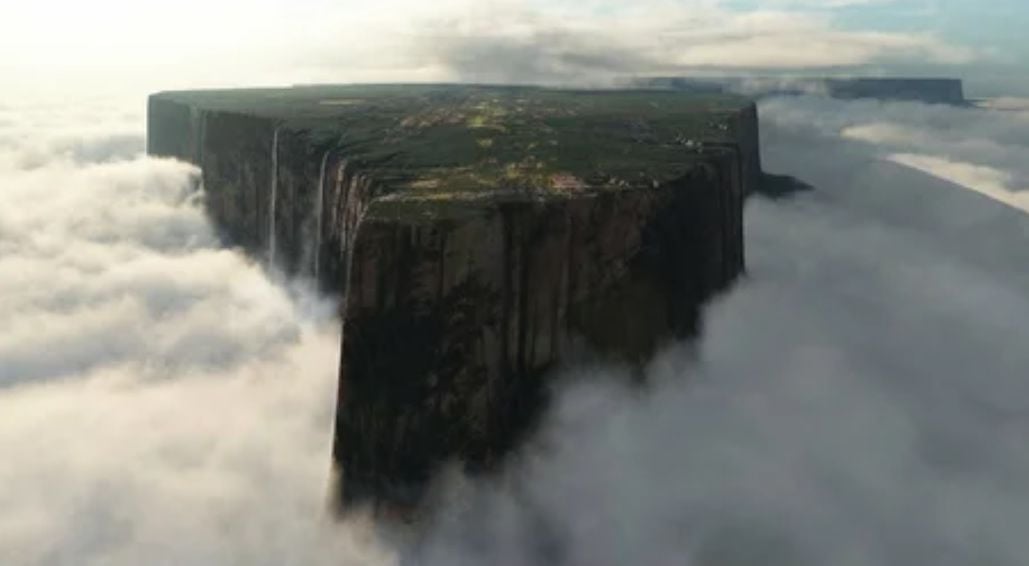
left=0, top=0, right=1025, bottom=96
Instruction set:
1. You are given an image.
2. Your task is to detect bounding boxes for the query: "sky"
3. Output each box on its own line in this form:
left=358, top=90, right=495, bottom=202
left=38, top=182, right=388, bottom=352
left=0, top=0, right=1025, bottom=97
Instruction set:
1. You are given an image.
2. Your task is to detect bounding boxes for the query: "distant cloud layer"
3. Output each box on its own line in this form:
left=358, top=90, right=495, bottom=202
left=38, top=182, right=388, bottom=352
left=1, top=0, right=982, bottom=94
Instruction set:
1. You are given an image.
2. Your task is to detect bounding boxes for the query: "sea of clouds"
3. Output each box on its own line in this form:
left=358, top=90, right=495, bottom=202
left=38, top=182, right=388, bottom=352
left=1, top=92, right=1027, bottom=565
left=0, top=100, right=391, bottom=565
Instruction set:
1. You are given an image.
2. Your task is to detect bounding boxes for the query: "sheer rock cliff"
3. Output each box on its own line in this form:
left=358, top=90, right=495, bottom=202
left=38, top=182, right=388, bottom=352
left=147, top=84, right=760, bottom=513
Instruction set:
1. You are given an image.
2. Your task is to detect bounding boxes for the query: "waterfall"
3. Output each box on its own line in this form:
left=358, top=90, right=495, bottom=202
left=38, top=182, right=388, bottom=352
left=313, top=150, right=330, bottom=280
left=341, top=196, right=369, bottom=313
left=335, top=160, right=367, bottom=310
left=268, top=128, right=280, bottom=266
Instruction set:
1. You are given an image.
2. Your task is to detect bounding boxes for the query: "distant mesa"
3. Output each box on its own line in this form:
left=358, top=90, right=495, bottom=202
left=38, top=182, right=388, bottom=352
left=147, top=84, right=762, bottom=515
left=639, top=76, right=967, bottom=106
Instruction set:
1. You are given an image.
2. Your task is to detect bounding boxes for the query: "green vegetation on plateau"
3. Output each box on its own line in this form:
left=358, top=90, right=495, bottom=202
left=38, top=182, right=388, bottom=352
left=153, top=84, right=752, bottom=196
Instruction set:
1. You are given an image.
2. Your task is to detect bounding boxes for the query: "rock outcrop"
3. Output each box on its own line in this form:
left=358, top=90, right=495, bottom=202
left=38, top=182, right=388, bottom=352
left=147, top=85, right=758, bottom=513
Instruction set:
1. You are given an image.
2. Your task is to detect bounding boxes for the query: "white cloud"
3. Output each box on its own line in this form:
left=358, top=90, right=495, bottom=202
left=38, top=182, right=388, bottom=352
left=0, top=101, right=395, bottom=564
left=0, top=0, right=977, bottom=94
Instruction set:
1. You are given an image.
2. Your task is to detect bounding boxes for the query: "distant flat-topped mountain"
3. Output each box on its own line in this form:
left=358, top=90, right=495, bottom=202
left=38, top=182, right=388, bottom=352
left=639, top=76, right=966, bottom=105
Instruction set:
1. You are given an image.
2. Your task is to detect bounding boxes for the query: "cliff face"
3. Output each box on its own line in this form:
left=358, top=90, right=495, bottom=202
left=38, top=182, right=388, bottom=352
left=147, top=85, right=756, bottom=513
left=336, top=159, right=742, bottom=508
left=823, top=78, right=965, bottom=105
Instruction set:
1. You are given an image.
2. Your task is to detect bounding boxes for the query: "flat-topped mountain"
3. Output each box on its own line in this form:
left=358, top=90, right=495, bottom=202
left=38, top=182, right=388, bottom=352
left=147, top=84, right=760, bottom=514
left=641, top=76, right=966, bottom=105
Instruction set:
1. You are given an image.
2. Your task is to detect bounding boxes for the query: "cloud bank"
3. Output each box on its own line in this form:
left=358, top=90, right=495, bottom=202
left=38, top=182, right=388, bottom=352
left=2, top=90, right=1028, bottom=565
left=0, top=102, right=393, bottom=565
